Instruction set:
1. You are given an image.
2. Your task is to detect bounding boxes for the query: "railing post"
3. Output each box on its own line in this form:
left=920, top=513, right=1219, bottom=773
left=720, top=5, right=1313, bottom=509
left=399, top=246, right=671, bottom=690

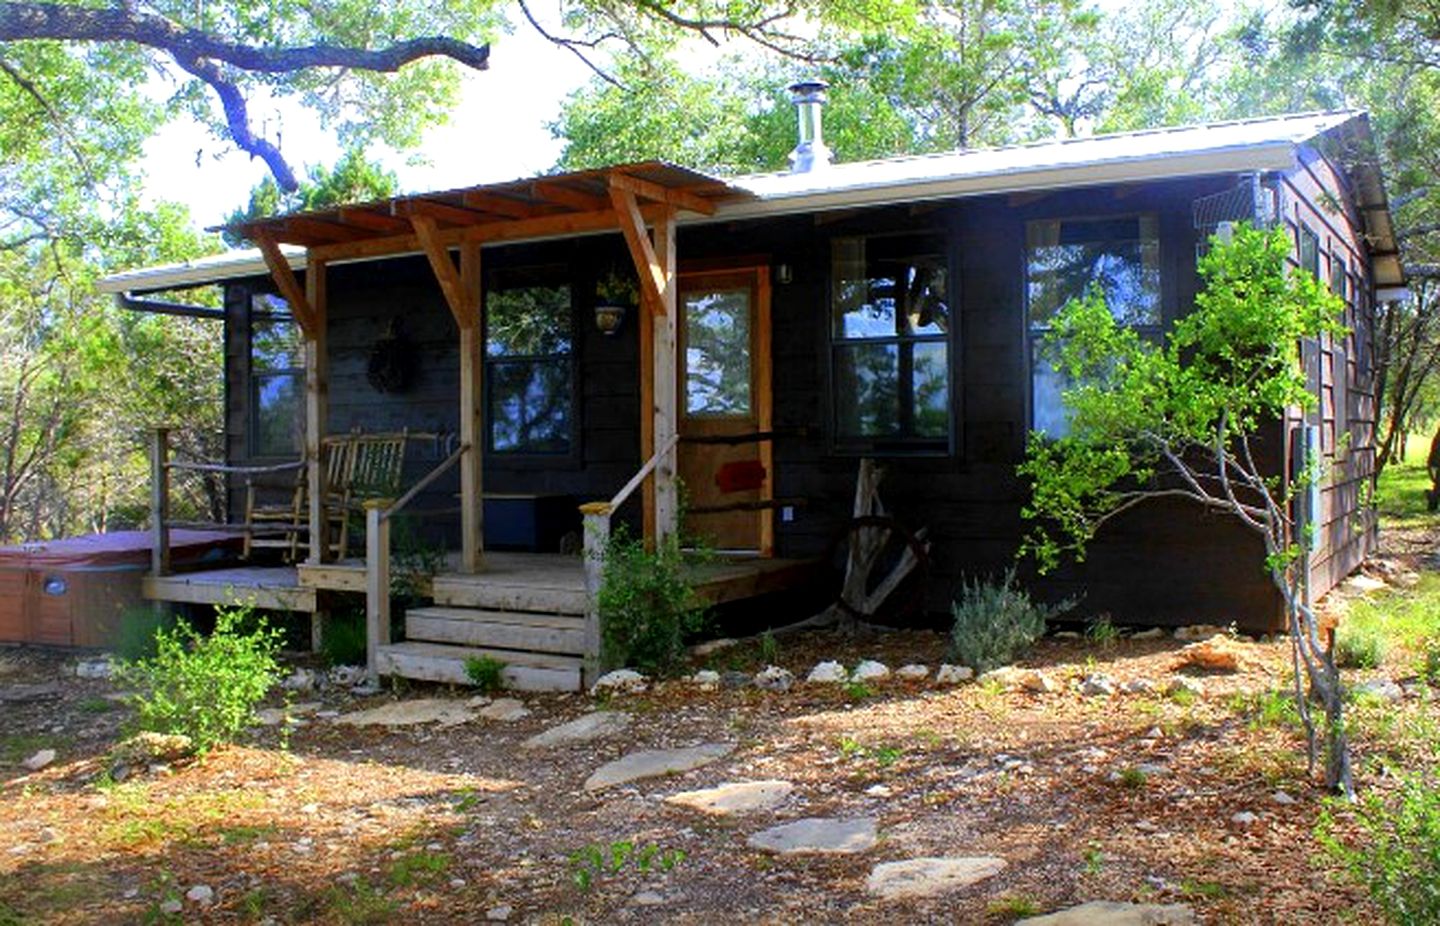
left=150, top=427, right=171, bottom=577
left=579, top=502, right=613, bottom=689
left=365, top=499, right=393, bottom=684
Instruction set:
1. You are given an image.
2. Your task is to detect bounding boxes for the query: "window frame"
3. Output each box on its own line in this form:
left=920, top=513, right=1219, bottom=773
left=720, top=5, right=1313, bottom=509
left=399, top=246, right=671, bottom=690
left=1024, top=212, right=1164, bottom=440
left=825, top=228, right=956, bottom=457
left=246, top=293, right=304, bottom=460
left=481, top=269, right=580, bottom=464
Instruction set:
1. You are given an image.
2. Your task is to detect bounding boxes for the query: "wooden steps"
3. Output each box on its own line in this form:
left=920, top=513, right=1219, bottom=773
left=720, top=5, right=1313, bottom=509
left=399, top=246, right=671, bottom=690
left=405, top=607, right=585, bottom=655
left=429, top=575, right=587, bottom=615
left=374, top=640, right=582, bottom=692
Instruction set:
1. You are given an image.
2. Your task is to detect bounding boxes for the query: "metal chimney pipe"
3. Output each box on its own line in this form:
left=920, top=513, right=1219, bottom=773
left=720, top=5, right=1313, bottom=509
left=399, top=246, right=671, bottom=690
left=787, top=79, right=833, bottom=173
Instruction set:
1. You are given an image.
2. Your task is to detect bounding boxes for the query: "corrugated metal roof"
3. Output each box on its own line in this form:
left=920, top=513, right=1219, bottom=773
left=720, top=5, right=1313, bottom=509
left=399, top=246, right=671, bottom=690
left=95, top=243, right=303, bottom=294
left=98, top=111, right=1386, bottom=293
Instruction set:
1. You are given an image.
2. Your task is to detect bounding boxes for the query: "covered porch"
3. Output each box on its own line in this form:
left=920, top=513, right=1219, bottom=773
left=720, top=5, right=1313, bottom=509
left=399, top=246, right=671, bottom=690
left=144, top=163, right=812, bottom=689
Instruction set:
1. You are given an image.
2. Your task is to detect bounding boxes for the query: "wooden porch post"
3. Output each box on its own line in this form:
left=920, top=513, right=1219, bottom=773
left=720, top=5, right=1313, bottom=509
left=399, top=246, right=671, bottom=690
left=305, top=260, right=329, bottom=565
left=149, top=427, right=170, bottom=577
left=459, top=242, right=484, bottom=573
left=652, top=209, right=679, bottom=543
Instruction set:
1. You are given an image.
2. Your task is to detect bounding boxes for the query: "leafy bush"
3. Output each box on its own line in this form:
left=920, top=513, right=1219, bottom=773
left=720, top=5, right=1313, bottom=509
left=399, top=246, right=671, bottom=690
left=115, top=605, right=178, bottom=661
left=322, top=609, right=368, bottom=667
left=464, top=655, right=507, bottom=694
left=597, top=528, right=706, bottom=677
left=1419, top=637, right=1440, bottom=686
left=116, top=605, right=283, bottom=753
left=949, top=568, right=1069, bottom=673
left=1336, top=622, right=1388, bottom=669
left=1318, top=774, right=1440, bottom=925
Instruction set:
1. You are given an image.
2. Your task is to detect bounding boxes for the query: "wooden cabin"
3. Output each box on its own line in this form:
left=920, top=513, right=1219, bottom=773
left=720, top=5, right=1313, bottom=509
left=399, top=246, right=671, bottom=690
left=98, top=108, right=1403, bottom=690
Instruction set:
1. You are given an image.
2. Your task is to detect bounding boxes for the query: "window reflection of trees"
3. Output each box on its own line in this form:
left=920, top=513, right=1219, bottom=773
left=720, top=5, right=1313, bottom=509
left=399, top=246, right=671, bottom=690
left=684, top=289, right=751, bottom=417
left=250, top=298, right=303, bottom=457
left=831, top=234, right=950, bottom=446
left=484, top=282, right=573, bottom=454
left=1026, top=216, right=1161, bottom=438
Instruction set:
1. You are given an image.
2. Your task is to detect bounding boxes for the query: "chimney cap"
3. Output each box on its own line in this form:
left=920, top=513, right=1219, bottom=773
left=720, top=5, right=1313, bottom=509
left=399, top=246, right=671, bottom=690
left=787, top=78, right=830, bottom=100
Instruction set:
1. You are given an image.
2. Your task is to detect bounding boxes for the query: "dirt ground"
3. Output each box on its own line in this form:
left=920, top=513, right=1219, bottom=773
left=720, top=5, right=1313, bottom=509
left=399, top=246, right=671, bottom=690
left=1, top=531, right=1435, bottom=924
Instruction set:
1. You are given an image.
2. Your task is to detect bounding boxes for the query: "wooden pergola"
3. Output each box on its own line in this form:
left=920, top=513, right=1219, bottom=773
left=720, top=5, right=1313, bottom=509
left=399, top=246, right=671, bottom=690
left=232, top=163, right=744, bottom=572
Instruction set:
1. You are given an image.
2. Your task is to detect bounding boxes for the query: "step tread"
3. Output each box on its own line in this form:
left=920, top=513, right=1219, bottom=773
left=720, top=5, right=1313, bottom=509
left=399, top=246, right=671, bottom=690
left=375, top=642, right=580, bottom=692
left=379, top=640, right=583, bottom=670
left=406, top=606, right=584, bottom=629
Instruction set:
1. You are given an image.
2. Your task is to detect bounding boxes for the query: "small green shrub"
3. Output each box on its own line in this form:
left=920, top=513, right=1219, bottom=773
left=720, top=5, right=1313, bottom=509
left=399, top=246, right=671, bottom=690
left=1417, top=637, right=1440, bottom=686
left=321, top=610, right=367, bottom=668
left=1336, top=622, right=1388, bottom=669
left=1085, top=615, right=1120, bottom=648
left=758, top=629, right=780, bottom=664
left=464, top=655, right=507, bottom=694
left=115, top=605, right=283, bottom=753
left=115, top=605, right=178, bottom=661
left=1318, top=773, right=1440, bottom=925
left=568, top=840, right=684, bottom=892
left=949, top=568, right=1070, bottom=673
left=597, top=528, right=706, bottom=677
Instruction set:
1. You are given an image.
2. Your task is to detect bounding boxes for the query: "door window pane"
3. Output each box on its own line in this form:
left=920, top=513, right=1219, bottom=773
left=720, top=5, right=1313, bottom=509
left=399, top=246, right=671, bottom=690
left=684, top=288, right=751, bottom=417
left=484, top=277, right=574, bottom=454
left=487, top=360, right=573, bottom=453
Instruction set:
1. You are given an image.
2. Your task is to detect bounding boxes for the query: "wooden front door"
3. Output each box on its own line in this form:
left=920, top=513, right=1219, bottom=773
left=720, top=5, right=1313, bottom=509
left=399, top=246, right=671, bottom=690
left=677, top=268, right=773, bottom=554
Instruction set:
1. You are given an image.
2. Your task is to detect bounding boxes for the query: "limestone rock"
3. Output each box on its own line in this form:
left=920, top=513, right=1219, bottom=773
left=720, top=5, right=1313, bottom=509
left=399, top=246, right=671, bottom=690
left=22, top=749, right=56, bottom=772
left=280, top=668, right=323, bottom=692
left=754, top=665, right=794, bottom=692
left=1173, top=624, right=1228, bottom=642
left=477, top=698, right=529, bottom=722
left=1080, top=674, right=1117, bottom=697
left=328, top=664, right=365, bottom=687
left=591, top=669, right=647, bottom=695
left=1231, top=810, right=1259, bottom=827
left=665, top=780, right=793, bottom=816
left=806, top=661, right=848, bottom=684
left=1130, top=628, right=1166, bottom=641
left=111, top=732, right=194, bottom=765
left=0, top=682, right=61, bottom=703
left=1172, top=634, right=1252, bottom=673
left=1123, top=679, right=1157, bottom=696
left=522, top=712, right=630, bottom=749
left=1016, top=901, right=1197, bottom=925
left=338, top=698, right=476, bottom=727
left=485, top=904, right=512, bottom=922
left=1354, top=678, right=1403, bottom=702
left=74, top=658, right=114, bottom=679
left=185, top=885, right=214, bottom=906
left=866, top=856, right=1007, bottom=900
left=1165, top=677, right=1205, bottom=699
left=584, top=743, right=734, bottom=791
left=159, top=899, right=182, bottom=915
left=747, top=817, right=878, bottom=855
left=935, top=664, right=974, bottom=684
left=690, top=638, right=737, bottom=657
left=982, top=667, right=1056, bottom=693
left=895, top=664, right=930, bottom=681
left=689, top=670, right=720, bottom=690
left=850, top=660, right=890, bottom=683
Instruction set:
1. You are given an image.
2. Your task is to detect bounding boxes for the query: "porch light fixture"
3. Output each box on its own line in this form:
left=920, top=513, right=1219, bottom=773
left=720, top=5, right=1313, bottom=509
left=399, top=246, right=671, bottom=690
left=594, top=302, right=627, bottom=336
left=775, top=263, right=793, bottom=285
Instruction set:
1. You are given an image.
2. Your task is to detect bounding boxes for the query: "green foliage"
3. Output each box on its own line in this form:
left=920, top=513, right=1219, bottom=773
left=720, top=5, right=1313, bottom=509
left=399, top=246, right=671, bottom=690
left=988, top=896, right=1043, bottom=918
left=1336, top=622, right=1389, bottom=670
left=1229, top=687, right=1302, bottom=731
left=464, top=655, right=507, bottom=694
left=758, top=629, right=780, bottom=665
left=1020, top=223, right=1345, bottom=572
left=224, top=149, right=399, bottom=247
left=1085, top=614, right=1120, bottom=648
left=567, top=840, right=684, bottom=892
left=1318, top=774, right=1440, bottom=925
left=321, top=610, right=368, bottom=668
left=115, top=606, right=283, bottom=753
left=949, top=568, right=1069, bottom=672
left=1117, top=766, right=1149, bottom=789
left=1344, top=575, right=1440, bottom=658
left=1419, top=638, right=1440, bottom=687
left=597, top=528, right=707, bottom=677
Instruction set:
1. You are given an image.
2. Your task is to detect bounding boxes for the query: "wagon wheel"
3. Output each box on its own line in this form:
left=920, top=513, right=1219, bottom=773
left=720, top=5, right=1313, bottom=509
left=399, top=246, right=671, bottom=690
left=824, top=514, right=931, bottom=628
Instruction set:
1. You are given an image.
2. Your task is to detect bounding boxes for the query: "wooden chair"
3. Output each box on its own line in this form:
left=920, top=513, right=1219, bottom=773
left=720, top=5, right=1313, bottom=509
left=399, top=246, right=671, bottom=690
left=326, top=429, right=411, bottom=559
left=243, top=436, right=354, bottom=562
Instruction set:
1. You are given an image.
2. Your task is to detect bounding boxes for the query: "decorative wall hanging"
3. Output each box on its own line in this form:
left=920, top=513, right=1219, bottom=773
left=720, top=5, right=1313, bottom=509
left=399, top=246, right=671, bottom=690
left=367, top=319, right=418, bottom=394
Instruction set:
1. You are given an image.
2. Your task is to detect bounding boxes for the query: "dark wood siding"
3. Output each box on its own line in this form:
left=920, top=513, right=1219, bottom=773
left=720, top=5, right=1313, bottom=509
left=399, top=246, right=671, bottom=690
left=219, top=167, right=1382, bottom=630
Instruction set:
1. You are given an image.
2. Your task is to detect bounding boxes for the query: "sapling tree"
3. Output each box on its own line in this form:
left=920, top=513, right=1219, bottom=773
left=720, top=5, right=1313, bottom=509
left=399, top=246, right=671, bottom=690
left=1019, top=223, right=1356, bottom=797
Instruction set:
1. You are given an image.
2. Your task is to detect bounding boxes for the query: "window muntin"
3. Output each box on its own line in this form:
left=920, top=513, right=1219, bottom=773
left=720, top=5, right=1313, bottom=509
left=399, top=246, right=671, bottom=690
left=1026, top=215, right=1161, bottom=438
left=484, top=279, right=573, bottom=454
left=249, top=295, right=303, bottom=458
left=830, top=233, right=950, bottom=448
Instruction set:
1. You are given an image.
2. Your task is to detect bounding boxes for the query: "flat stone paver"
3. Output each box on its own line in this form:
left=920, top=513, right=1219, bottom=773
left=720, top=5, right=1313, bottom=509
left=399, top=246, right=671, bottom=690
left=746, top=816, right=878, bottom=855
left=336, top=699, right=477, bottom=727
left=583, top=743, right=734, bottom=791
left=664, top=780, right=794, bottom=815
left=1016, top=901, right=1197, bottom=925
left=522, top=712, right=631, bottom=749
left=866, top=856, right=1007, bottom=899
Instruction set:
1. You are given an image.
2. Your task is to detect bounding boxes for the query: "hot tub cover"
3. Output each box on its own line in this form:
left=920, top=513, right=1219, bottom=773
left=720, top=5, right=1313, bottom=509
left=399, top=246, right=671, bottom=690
left=0, top=530, right=240, bottom=570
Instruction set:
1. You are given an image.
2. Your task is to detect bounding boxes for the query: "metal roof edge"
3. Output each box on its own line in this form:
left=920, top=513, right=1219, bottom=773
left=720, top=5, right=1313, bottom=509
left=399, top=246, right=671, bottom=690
left=94, top=246, right=305, bottom=295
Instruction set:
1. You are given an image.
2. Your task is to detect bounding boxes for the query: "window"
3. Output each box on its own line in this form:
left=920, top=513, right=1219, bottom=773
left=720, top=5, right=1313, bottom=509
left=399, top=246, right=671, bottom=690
left=249, top=294, right=303, bottom=457
left=683, top=287, right=752, bottom=417
left=484, top=274, right=573, bottom=454
left=1298, top=225, right=1320, bottom=278
left=830, top=233, right=951, bottom=450
left=1026, top=215, right=1161, bottom=438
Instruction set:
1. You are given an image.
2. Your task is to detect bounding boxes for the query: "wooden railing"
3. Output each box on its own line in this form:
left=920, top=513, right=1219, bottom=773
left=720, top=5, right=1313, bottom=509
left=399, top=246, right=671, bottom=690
left=149, top=426, right=307, bottom=576
left=577, top=433, right=679, bottom=687
left=364, top=443, right=470, bottom=683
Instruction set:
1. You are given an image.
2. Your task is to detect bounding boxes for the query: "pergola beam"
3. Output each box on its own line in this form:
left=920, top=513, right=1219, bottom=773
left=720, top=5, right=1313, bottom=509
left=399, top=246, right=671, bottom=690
left=609, top=186, right=669, bottom=316
left=410, top=214, right=470, bottom=329
left=609, top=171, right=717, bottom=216
left=254, top=233, right=317, bottom=337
